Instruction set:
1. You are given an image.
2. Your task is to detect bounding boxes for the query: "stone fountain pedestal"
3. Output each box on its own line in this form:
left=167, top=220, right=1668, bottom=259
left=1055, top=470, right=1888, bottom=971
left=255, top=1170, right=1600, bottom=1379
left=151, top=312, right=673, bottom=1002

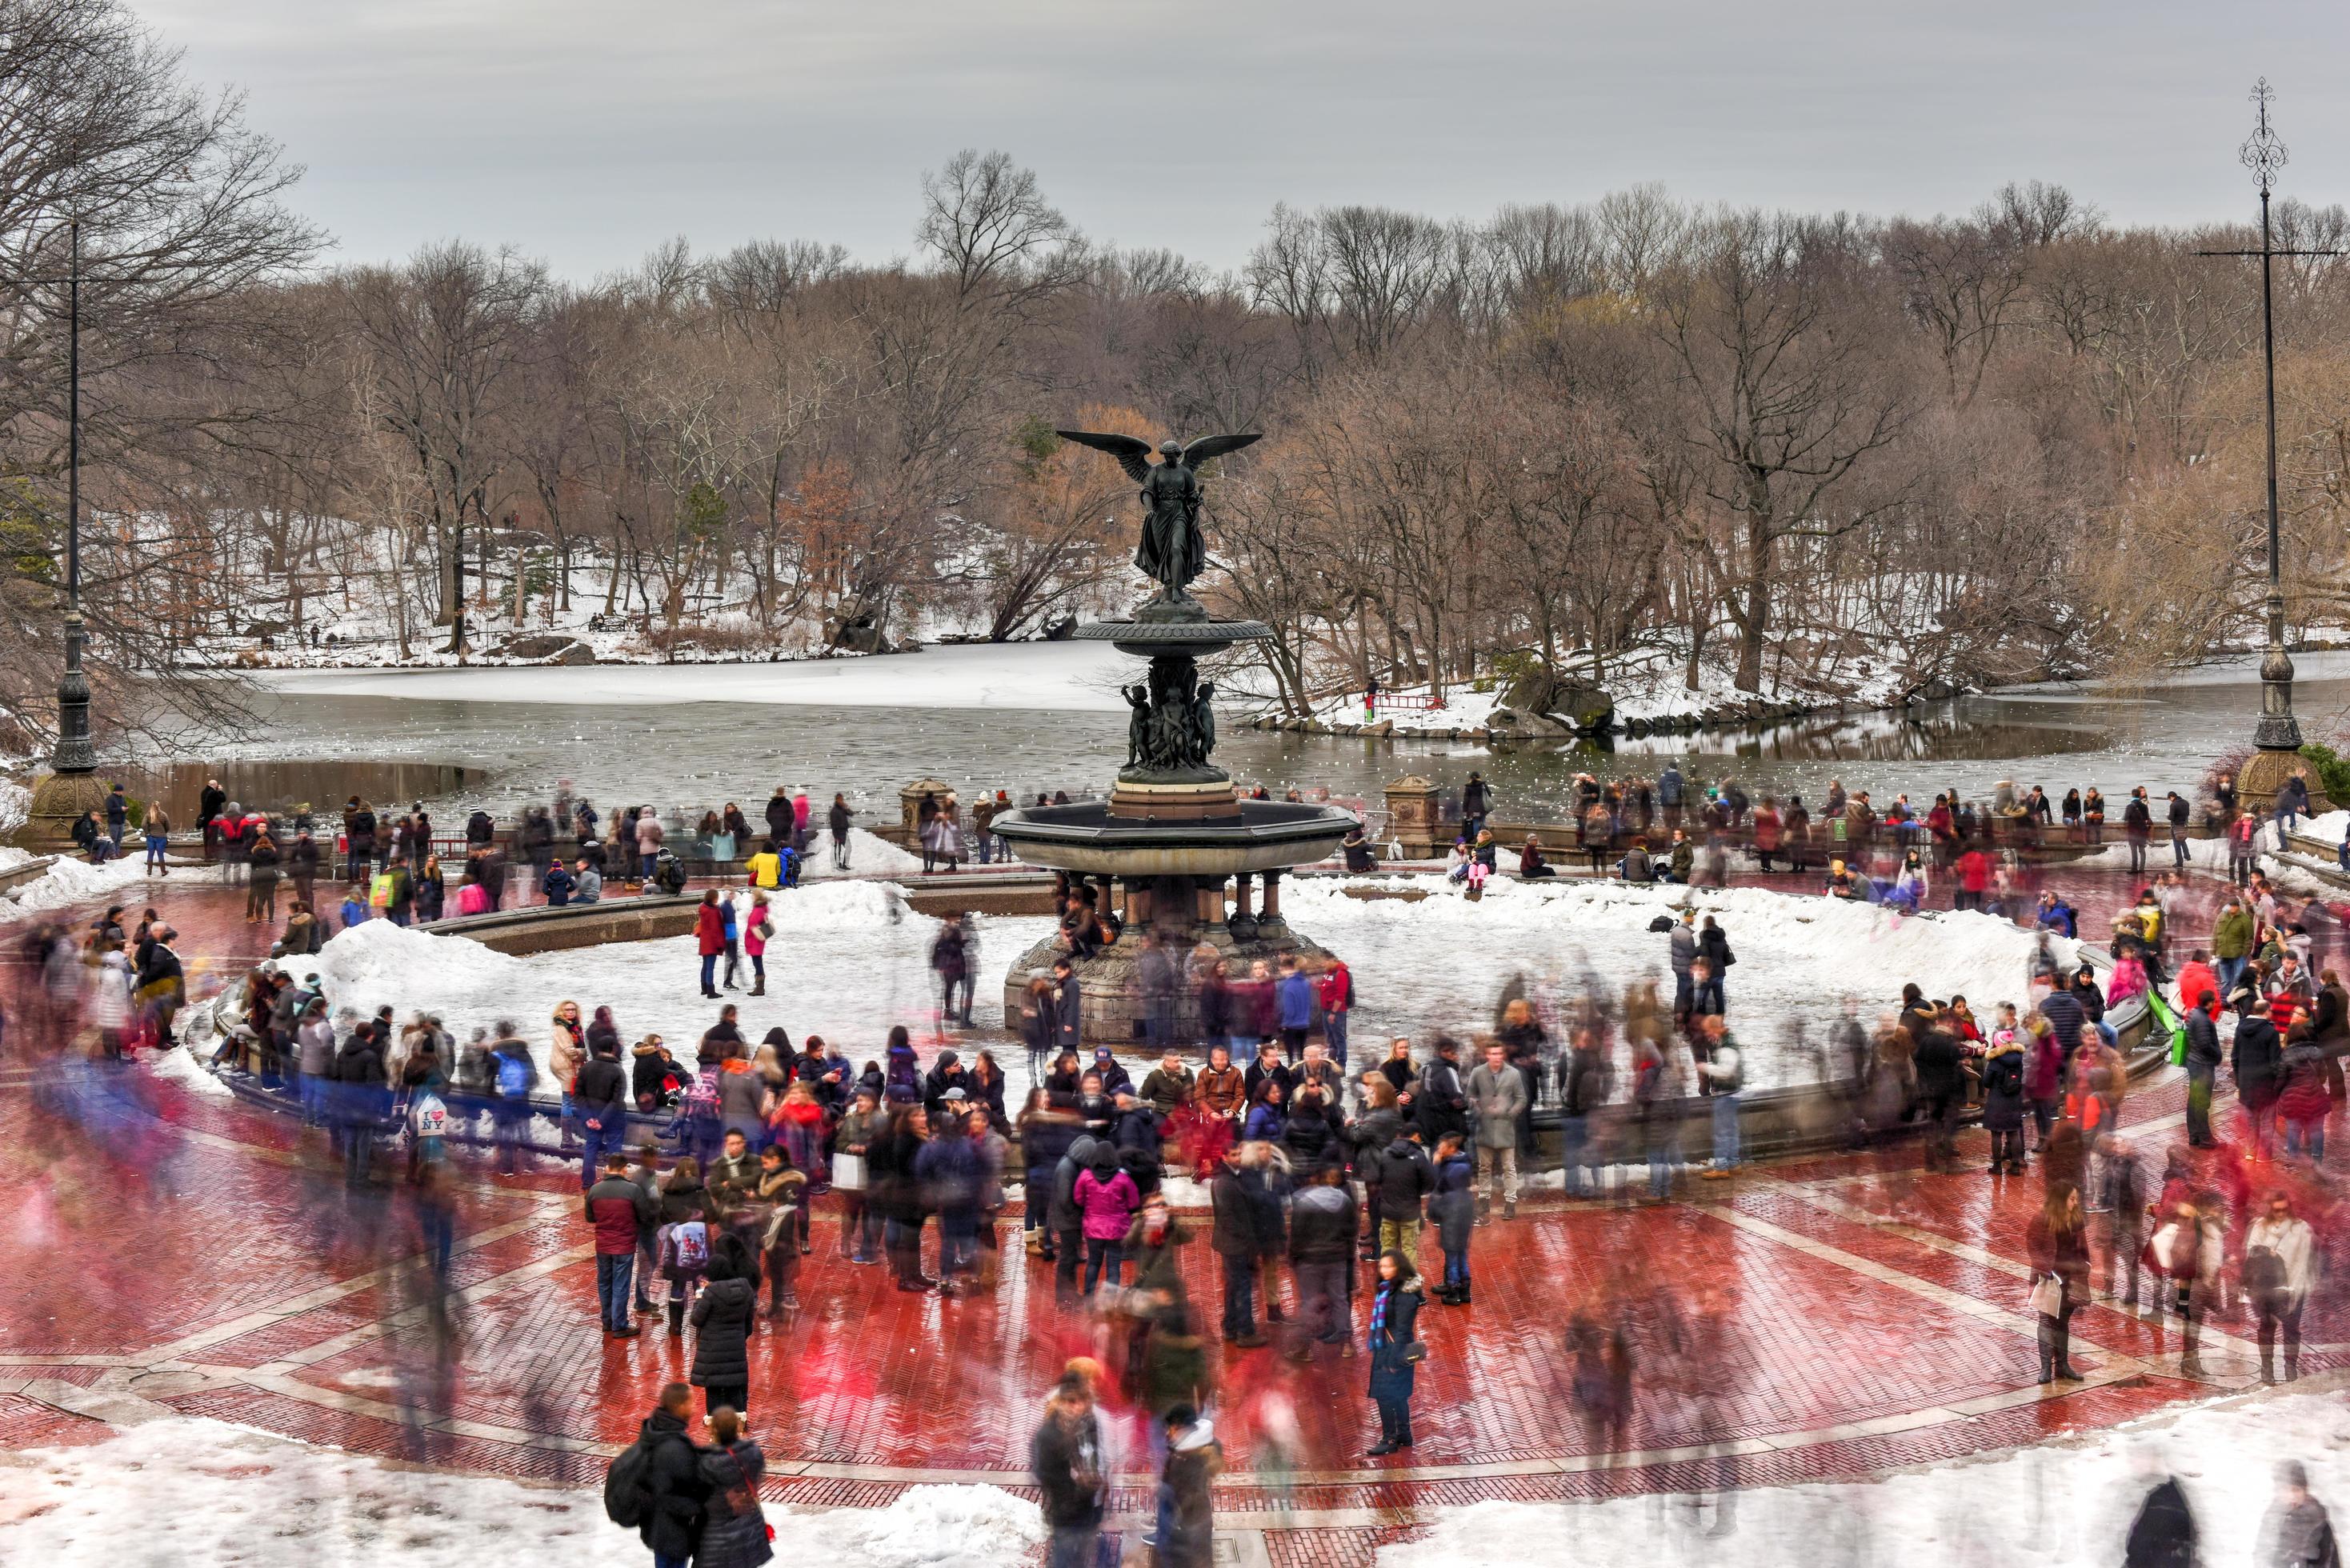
left=990, top=608, right=1353, bottom=1048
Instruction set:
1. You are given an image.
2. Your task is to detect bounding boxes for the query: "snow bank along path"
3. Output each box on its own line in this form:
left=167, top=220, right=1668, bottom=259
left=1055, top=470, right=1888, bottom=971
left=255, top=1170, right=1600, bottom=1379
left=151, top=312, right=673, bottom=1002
left=1379, top=1387, right=2350, bottom=1568
left=0, top=1414, right=1044, bottom=1568
left=310, top=876, right=2067, bottom=1088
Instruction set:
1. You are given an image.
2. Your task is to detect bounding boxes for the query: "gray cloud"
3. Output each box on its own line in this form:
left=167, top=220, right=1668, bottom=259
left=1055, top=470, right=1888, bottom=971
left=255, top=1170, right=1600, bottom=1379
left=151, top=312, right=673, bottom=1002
left=142, top=0, right=2350, bottom=279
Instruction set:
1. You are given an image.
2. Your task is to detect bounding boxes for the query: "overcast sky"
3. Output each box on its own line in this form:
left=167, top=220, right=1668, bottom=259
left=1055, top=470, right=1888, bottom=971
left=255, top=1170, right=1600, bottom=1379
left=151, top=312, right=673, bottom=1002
left=139, top=0, right=2350, bottom=282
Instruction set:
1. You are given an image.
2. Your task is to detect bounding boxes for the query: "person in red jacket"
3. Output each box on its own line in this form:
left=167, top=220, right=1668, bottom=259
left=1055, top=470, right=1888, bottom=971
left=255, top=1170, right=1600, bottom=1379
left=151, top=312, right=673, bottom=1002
left=1316, top=958, right=1355, bottom=1070
left=695, top=890, right=725, bottom=999
left=2175, top=949, right=2220, bottom=1016
left=584, top=1153, right=655, bottom=1335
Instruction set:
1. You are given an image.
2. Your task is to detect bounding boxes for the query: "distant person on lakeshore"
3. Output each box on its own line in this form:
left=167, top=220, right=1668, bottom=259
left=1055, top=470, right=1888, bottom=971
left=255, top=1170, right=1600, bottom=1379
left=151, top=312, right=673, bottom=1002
left=1461, top=770, right=1491, bottom=841
left=198, top=777, right=226, bottom=858
left=635, top=806, right=664, bottom=883
left=827, top=793, right=853, bottom=869
left=139, top=800, right=170, bottom=874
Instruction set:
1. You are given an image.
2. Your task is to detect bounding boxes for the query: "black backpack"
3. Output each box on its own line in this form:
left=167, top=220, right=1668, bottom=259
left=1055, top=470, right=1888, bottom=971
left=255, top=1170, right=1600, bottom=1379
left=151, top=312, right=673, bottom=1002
left=604, top=1430, right=657, bottom=1527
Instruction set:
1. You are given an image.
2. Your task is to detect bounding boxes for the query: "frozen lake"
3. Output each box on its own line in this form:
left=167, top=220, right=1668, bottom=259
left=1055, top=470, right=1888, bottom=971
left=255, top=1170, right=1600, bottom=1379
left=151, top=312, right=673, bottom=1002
left=122, top=642, right=2350, bottom=828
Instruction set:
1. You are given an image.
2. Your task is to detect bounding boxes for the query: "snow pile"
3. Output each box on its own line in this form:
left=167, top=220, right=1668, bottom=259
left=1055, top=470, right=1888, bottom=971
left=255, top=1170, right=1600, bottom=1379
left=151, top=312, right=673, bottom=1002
left=149, top=1041, right=234, bottom=1099
left=314, top=916, right=531, bottom=1022
left=0, top=1414, right=1043, bottom=1566
left=0, top=851, right=178, bottom=920
left=0, top=778, right=27, bottom=836
left=318, top=881, right=1056, bottom=1067
left=802, top=826, right=925, bottom=878
left=1284, top=876, right=2071, bottom=1084
left=1380, top=1390, right=2350, bottom=1568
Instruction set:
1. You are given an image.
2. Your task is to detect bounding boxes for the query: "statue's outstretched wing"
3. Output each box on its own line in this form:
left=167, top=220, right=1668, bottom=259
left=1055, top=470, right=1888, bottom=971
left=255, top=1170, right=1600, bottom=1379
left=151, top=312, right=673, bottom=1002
left=1179, top=432, right=1262, bottom=468
left=1056, top=430, right=1156, bottom=486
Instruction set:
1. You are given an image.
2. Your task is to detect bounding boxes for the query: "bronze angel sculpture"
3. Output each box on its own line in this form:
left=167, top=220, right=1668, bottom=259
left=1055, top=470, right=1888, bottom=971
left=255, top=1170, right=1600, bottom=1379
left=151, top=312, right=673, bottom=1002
left=1055, top=430, right=1261, bottom=610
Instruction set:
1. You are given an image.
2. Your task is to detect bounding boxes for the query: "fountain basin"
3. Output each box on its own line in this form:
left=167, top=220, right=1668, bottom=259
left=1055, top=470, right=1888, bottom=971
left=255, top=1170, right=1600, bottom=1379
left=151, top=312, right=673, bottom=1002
left=988, top=798, right=1353, bottom=876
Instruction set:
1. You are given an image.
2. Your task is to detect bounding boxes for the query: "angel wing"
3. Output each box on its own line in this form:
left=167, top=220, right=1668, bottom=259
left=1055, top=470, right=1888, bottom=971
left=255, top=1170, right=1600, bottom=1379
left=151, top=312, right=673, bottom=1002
left=1179, top=432, right=1262, bottom=469
left=1055, top=429, right=1155, bottom=486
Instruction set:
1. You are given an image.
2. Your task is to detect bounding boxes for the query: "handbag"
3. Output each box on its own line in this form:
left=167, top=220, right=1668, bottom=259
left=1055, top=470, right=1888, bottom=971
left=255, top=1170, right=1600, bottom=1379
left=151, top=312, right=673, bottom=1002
left=2027, top=1273, right=2064, bottom=1318
left=1400, top=1340, right=1428, bottom=1364
left=831, top=1152, right=866, bottom=1191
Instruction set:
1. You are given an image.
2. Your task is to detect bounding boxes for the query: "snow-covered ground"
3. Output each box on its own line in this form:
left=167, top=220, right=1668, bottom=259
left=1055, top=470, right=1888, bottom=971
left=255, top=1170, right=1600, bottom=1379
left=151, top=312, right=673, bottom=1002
left=1285, top=876, right=2068, bottom=1082
left=310, top=880, right=1060, bottom=1067
left=0, top=850, right=186, bottom=921
left=1280, top=642, right=1925, bottom=737
left=1379, top=1389, right=2350, bottom=1568
left=6, top=1388, right=2344, bottom=1567
left=255, top=639, right=1131, bottom=713
left=307, top=875, right=2065, bottom=1089
left=0, top=1414, right=1043, bottom=1567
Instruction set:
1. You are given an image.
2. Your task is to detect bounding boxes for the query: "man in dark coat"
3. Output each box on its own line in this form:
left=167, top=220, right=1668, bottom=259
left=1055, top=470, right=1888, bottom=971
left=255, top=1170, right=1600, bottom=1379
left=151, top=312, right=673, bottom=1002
left=1211, top=1147, right=1268, bottom=1346
left=331, top=1022, right=389, bottom=1186
left=575, top=1043, right=633, bottom=1193
left=638, top=1382, right=709, bottom=1568
left=689, top=1237, right=759, bottom=1417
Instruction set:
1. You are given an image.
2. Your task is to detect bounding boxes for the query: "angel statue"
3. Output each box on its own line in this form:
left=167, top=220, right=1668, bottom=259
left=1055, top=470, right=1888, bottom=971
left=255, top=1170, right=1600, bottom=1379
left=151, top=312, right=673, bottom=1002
left=1055, top=430, right=1262, bottom=610
left=1122, top=682, right=1151, bottom=768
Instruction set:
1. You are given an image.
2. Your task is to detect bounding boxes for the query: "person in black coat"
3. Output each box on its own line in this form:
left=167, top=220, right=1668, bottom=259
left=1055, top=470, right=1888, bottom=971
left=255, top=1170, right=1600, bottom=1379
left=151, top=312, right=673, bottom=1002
left=1414, top=1038, right=1468, bottom=1143
left=636, top=1383, right=710, bottom=1567
left=2234, top=998, right=2285, bottom=1158
left=1980, top=1031, right=2028, bottom=1176
left=1365, top=1249, right=1425, bottom=1455
left=331, top=1023, right=390, bottom=1186
left=690, top=1234, right=759, bottom=1417
left=2122, top=1470, right=2197, bottom=1568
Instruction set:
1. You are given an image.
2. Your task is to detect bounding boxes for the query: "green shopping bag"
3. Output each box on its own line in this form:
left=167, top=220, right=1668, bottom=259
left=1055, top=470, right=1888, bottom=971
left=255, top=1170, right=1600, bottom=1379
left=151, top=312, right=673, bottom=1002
left=2146, top=990, right=2187, bottom=1067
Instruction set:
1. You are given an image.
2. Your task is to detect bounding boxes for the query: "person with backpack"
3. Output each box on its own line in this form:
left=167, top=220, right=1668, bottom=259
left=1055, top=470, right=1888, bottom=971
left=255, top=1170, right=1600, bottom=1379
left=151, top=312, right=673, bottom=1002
left=607, top=1382, right=707, bottom=1568
left=1429, top=1132, right=1475, bottom=1304
left=694, top=1406, right=773, bottom=1568
left=586, top=1153, right=655, bottom=1336
left=657, top=1160, right=714, bottom=1337
left=489, top=1022, right=538, bottom=1174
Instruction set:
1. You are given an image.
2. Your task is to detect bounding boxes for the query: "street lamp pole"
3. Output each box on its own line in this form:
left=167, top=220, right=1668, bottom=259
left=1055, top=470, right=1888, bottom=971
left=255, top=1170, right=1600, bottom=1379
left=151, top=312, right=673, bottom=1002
left=50, top=215, right=93, bottom=774
left=2198, top=78, right=2341, bottom=810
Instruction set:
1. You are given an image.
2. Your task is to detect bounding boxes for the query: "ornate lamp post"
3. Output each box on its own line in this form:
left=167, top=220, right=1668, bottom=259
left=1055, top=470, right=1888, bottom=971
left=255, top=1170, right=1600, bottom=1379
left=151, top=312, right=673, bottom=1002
left=2201, top=80, right=2337, bottom=812
left=23, top=218, right=113, bottom=846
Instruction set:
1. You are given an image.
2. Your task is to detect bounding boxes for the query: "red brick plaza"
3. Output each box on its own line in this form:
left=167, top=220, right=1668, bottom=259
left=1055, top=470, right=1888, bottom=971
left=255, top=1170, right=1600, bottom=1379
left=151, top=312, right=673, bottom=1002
left=2, top=862, right=2341, bottom=1566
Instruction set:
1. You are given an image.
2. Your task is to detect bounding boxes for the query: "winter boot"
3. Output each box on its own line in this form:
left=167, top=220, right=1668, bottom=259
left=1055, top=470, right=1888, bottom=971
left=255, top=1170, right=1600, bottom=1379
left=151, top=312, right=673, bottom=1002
left=2261, top=1350, right=2276, bottom=1384
left=751, top=978, right=766, bottom=997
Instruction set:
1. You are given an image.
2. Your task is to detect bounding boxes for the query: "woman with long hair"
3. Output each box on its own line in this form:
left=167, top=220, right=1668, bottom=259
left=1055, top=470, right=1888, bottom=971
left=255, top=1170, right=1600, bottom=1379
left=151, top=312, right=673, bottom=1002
left=2025, top=1182, right=2088, bottom=1383
left=1366, top=1248, right=1425, bottom=1455
left=550, top=999, right=586, bottom=1150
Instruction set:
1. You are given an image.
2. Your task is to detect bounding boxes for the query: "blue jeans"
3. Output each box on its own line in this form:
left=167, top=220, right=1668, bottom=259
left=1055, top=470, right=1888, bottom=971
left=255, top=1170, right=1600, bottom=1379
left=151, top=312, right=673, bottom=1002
left=1083, top=1237, right=1124, bottom=1295
left=977, top=834, right=995, bottom=864
left=1711, top=1093, right=1742, bottom=1169
left=1648, top=1137, right=1680, bottom=1198
left=1443, top=1245, right=1469, bottom=1289
left=1559, top=1115, right=1591, bottom=1195
left=581, top=1118, right=621, bottom=1190
left=595, top=1252, right=635, bottom=1331
left=656, top=1554, right=691, bottom=1568
left=642, top=852, right=659, bottom=882
left=2218, top=955, right=2247, bottom=996
left=941, top=1212, right=979, bottom=1277
left=1324, top=1010, right=1349, bottom=1069
left=144, top=833, right=167, bottom=866
left=2288, top=1120, right=2327, bottom=1162
left=699, top=953, right=717, bottom=994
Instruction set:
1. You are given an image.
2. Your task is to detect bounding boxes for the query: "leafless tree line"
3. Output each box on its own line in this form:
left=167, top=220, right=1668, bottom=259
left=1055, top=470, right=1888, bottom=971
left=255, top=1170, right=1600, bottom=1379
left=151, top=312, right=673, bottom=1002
left=8, top=0, right=2350, bottom=756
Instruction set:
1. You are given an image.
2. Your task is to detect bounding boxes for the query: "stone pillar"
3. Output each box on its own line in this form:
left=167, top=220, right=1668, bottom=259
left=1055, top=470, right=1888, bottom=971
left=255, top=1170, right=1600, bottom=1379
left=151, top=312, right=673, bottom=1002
left=1385, top=775, right=1439, bottom=860
left=1228, top=871, right=1258, bottom=943
left=898, top=778, right=950, bottom=846
left=1261, top=870, right=1282, bottom=919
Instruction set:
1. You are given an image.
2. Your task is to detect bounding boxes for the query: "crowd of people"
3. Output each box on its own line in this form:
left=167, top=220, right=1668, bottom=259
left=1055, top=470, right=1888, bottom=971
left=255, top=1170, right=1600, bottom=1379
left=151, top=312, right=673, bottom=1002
left=22, top=757, right=2350, bottom=1568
